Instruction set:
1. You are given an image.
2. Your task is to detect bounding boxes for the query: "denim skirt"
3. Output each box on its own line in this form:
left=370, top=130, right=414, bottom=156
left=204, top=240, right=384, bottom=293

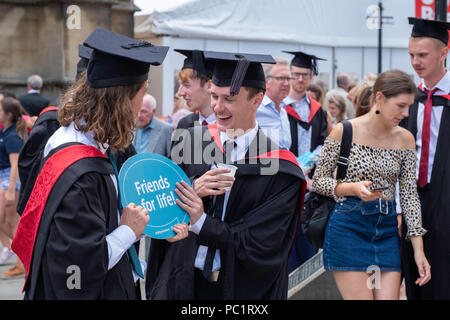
left=323, top=196, right=400, bottom=272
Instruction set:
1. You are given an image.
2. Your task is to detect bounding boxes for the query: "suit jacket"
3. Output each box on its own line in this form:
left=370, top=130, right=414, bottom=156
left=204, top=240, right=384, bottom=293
left=18, top=93, right=50, bottom=116
left=134, top=118, right=173, bottom=157
left=176, top=112, right=200, bottom=130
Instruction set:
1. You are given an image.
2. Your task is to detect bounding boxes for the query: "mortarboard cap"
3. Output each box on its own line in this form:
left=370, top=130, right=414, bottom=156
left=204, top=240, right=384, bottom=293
left=174, top=49, right=213, bottom=78
left=77, top=44, right=93, bottom=74
left=83, top=28, right=169, bottom=88
left=408, top=17, right=450, bottom=45
left=283, top=51, right=326, bottom=75
left=203, top=51, right=276, bottom=96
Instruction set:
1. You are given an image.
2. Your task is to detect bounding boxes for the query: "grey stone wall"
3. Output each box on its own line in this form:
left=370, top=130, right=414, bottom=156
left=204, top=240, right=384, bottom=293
left=0, top=0, right=137, bottom=105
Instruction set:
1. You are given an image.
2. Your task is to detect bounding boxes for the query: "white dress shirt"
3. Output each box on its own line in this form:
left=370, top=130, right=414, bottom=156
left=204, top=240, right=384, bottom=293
left=198, top=112, right=216, bottom=125
left=416, top=70, right=450, bottom=183
left=44, top=122, right=145, bottom=280
left=189, top=122, right=259, bottom=272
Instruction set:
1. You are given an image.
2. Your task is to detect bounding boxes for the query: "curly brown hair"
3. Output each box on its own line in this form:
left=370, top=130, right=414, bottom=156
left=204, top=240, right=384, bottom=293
left=59, top=75, right=144, bottom=150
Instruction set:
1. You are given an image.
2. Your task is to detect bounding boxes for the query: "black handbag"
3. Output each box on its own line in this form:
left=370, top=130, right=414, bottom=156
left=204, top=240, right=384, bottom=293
left=301, top=120, right=353, bottom=248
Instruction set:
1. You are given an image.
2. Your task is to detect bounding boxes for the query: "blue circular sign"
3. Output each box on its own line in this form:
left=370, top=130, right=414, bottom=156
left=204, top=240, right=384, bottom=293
left=119, top=153, right=191, bottom=239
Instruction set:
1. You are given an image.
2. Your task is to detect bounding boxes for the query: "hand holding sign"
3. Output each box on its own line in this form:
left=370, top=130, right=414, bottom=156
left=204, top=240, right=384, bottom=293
left=119, top=153, right=191, bottom=239
left=175, top=181, right=205, bottom=225
left=119, top=203, right=150, bottom=239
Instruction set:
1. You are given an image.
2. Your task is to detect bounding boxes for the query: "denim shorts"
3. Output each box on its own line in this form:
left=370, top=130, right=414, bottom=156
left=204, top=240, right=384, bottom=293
left=323, top=196, right=400, bottom=272
left=0, top=167, right=20, bottom=190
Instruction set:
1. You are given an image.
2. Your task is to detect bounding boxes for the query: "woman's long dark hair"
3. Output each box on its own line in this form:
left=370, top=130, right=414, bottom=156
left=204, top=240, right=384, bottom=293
left=0, top=97, right=29, bottom=140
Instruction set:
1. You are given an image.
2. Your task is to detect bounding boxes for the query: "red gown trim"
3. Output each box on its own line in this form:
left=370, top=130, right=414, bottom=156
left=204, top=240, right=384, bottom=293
left=285, top=97, right=322, bottom=123
left=11, top=145, right=106, bottom=290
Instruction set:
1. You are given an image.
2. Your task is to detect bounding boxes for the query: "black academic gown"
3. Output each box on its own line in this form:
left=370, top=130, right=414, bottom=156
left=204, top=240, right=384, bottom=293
left=17, top=107, right=60, bottom=216
left=146, top=125, right=306, bottom=300
left=285, top=97, right=327, bottom=271
left=286, top=97, right=328, bottom=158
left=17, top=107, right=137, bottom=216
left=400, top=90, right=450, bottom=300
left=15, top=143, right=138, bottom=300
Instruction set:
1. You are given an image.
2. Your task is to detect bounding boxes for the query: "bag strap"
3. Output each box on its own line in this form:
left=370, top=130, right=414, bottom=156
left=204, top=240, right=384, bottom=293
left=336, top=120, right=353, bottom=180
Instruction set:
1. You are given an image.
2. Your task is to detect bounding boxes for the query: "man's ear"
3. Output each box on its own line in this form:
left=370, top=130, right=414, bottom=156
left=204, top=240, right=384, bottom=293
left=250, top=92, right=264, bottom=111
left=205, top=79, right=212, bottom=92
left=441, top=46, right=449, bottom=63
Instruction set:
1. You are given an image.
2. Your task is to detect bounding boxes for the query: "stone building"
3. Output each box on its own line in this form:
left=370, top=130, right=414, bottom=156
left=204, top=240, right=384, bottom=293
left=0, top=0, right=139, bottom=104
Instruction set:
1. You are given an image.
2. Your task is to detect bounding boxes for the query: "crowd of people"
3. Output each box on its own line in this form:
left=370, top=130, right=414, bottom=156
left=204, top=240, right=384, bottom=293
left=0, top=16, right=448, bottom=301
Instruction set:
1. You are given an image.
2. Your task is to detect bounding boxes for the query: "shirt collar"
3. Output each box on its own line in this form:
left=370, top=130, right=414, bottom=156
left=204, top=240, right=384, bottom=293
left=198, top=112, right=216, bottom=124
left=422, top=70, right=450, bottom=94
left=283, top=94, right=309, bottom=106
left=143, top=117, right=155, bottom=130
left=262, top=94, right=274, bottom=107
left=28, top=89, right=39, bottom=94
left=219, top=121, right=259, bottom=154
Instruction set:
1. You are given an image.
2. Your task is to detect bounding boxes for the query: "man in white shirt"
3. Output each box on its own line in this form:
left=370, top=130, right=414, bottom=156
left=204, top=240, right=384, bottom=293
left=256, top=58, right=292, bottom=150
left=400, top=17, right=450, bottom=300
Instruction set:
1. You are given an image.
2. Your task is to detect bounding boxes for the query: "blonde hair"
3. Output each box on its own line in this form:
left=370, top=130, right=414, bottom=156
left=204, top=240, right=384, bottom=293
left=59, top=76, right=144, bottom=150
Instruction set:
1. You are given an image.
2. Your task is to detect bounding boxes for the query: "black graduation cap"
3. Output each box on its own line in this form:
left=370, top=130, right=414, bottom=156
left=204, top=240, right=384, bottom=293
left=408, top=17, right=450, bottom=45
left=77, top=44, right=93, bottom=74
left=174, top=49, right=213, bottom=78
left=83, top=28, right=169, bottom=88
left=203, top=51, right=276, bottom=96
left=282, top=51, right=326, bottom=75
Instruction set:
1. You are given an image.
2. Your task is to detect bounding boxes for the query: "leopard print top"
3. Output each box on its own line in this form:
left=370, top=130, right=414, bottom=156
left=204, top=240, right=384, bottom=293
left=312, top=136, right=427, bottom=240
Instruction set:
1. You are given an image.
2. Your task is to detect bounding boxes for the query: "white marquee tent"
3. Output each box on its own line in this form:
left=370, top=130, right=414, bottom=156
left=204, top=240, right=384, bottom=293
left=135, top=0, right=418, bottom=116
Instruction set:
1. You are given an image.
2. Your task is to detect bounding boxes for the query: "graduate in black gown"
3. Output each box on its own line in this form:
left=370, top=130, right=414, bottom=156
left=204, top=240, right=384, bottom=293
left=11, top=28, right=188, bottom=300
left=400, top=18, right=450, bottom=300
left=281, top=51, right=328, bottom=272
left=17, top=44, right=137, bottom=217
left=175, top=50, right=216, bottom=130
left=146, top=51, right=306, bottom=300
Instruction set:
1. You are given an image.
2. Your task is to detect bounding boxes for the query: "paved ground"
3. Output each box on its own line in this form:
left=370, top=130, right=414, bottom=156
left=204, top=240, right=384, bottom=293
left=0, top=253, right=24, bottom=300
left=0, top=239, right=147, bottom=300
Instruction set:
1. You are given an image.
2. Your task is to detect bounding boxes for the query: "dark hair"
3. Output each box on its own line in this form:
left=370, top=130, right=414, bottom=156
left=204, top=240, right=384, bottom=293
left=246, top=87, right=265, bottom=100
left=0, top=90, right=16, bottom=99
left=307, top=83, right=324, bottom=105
left=372, top=69, right=417, bottom=104
left=0, top=97, right=29, bottom=140
left=354, top=86, right=372, bottom=117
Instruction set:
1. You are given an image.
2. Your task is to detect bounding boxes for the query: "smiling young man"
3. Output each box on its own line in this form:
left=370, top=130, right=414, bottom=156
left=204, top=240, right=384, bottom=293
left=400, top=17, right=450, bottom=300
left=146, top=51, right=306, bottom=300
left=175, top=50, right=215, bottom=129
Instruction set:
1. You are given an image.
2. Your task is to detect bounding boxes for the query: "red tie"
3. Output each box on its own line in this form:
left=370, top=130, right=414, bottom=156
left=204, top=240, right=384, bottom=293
left=202, top=120, right=208, bottom=126
left=418, top=88, right=438, bottom=188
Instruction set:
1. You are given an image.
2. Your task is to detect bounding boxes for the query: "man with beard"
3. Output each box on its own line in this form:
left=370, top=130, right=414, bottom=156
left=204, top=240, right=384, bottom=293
left=282, top=51, right=328, bottom=272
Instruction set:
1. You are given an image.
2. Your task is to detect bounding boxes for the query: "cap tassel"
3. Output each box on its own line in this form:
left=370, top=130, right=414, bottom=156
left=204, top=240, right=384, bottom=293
left=230, top=55, right=250, bottom=96
left=312, top=57, right=318, bottom=76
